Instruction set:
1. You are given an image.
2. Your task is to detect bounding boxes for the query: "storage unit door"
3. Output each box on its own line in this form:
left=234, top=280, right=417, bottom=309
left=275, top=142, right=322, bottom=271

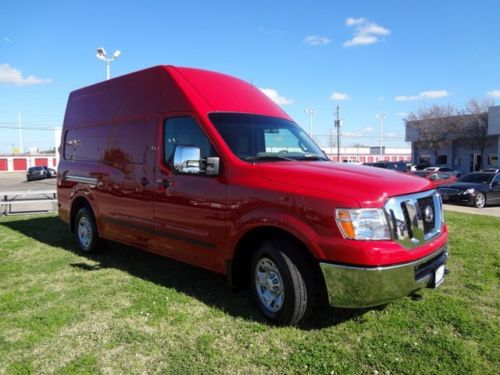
left=35, top=158, right=48, bottom=167
left=0, top=159, right=7, bottom=171
left=13, top=158, right=27, bottom=171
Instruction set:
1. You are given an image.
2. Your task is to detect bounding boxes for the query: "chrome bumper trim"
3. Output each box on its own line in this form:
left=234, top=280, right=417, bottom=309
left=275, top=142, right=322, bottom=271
left=319, top=245, right=448, bottom=308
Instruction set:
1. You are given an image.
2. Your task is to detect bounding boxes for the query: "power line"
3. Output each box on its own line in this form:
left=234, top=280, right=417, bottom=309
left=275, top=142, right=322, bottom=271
left=0, top=125, right=58, bottom=131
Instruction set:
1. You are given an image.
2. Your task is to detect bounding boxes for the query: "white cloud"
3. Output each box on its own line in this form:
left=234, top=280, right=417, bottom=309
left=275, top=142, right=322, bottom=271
left=304, top=35, right=331, bottom=46
left=330, top=91, right=350, bottom=101
left=486, top=90, right=500, bottom=98
left=4, top=37, right=11, bottom=43
left=386, top=132, right=398, bottom=137
left=343, top=127, right=373, bottom=137
left=260, top=88, right=293, bottom=105
left=0, top=64, right=52, bottom=85
left=420, top=90, right=449, bottom=99
left=396, top=112, right=408, bottom=117
left=394, top=90, right=449, bottom=101
left=345, top=17, right=366, bottom=26
left=344, top=17, right=390, bottom=47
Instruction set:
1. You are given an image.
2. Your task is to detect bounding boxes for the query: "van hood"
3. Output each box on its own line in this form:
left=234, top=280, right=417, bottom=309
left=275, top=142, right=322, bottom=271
left=258, top=161, right=433, bottom=207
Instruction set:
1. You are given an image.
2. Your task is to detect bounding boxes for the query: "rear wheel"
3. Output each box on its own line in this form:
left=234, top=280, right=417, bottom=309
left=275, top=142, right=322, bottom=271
left=75, top=207, right=100, bottom=252
left=251, top=239, right=315, bottom=325
left=474, top=192, right=486, bottom=208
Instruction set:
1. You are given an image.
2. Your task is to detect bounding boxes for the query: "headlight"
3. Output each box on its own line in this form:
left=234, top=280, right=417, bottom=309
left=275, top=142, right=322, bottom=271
left=336, top=208, right=390, bottom=240
left=460, top=188, right=475, bottom=195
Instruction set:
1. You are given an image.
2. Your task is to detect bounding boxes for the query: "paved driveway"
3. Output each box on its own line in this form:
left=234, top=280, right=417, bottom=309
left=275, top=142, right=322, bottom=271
left=444, top=204, right=500, bottom=218
left=1, top=173, right=57, bottom=215
left=0, top=172, right=56, bottom=192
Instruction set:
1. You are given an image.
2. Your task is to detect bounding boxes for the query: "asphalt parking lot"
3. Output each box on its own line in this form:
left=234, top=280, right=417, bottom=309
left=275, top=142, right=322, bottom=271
left=1, top=172, right=499, bottom=217
left=0, top=172, right=56, bottom=192
left=0, top=173, right=57, bottom=215
left=443, top=203, right=500, bottom=218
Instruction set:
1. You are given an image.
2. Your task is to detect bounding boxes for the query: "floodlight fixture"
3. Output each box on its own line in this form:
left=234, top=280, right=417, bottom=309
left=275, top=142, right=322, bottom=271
left=95, top=47, right=121, bottom=80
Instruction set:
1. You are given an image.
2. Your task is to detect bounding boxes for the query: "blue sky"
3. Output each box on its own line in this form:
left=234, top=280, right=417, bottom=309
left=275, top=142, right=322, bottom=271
left=1, top=0, right=499, bottom=153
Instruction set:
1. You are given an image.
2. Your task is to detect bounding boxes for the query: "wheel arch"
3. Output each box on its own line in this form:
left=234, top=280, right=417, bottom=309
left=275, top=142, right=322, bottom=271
left=70, top=196, right=96, bottom=234
left=228, top=225, right=324, bottom=292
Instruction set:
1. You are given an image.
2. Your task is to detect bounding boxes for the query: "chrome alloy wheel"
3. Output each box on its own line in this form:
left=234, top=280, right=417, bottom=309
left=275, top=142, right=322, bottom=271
left=77, top=216, right=92, bottom=250
left=255, top=257, right=285, bottom=312
left=475, top=192, right=485, bottom=208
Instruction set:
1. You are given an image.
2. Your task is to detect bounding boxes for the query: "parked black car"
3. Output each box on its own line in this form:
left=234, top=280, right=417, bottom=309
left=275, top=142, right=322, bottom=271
left=438, top=172, right=500, bottom=208
left=42, top=166, right=57, bottom=178
left=26, top=166, right=47, bottom=181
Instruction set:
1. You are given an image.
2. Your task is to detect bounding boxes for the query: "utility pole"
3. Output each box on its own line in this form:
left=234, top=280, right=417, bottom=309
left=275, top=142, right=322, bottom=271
left=335, top=106, right=340, bottom=161
left=18, top=112, right=23, bottom=154
left=304, top=108, right=317, bottom=138
left=376, top=114, right=386, bottom=160
left=335, top=105, right=341, bottom=162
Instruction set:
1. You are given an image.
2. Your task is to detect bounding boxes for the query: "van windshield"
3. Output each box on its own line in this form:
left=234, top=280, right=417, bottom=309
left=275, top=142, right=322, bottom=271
left=209, top=113, right=328, bottom=162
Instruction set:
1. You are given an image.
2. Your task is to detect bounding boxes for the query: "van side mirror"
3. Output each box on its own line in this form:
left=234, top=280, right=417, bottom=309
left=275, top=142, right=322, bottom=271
left=172, top=145, right=220, bottom=176
left=173, top=145, right=201, bottom=174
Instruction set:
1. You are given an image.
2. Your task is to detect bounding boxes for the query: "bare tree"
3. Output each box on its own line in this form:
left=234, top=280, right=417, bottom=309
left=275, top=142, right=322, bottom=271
left=459, top=98, right=493, bottom=170
left=405, top=104, right=459, bottom=161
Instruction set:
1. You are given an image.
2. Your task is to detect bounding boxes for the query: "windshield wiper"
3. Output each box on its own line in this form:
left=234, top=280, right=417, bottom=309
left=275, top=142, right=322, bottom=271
left=295, top=153, right=327, bottom=161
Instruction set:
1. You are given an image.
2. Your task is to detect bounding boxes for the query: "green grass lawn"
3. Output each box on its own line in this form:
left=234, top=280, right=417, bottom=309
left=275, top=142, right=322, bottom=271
left=0, top=212, right=498, bottom=374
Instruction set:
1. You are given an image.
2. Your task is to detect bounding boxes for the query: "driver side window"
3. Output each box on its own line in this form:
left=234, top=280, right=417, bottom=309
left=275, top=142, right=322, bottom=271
left=163, top=117, right=216, bottom=167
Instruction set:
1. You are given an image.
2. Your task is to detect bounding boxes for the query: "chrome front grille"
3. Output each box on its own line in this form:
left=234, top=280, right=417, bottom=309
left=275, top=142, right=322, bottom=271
left=384, top=190, right=443, bottom=249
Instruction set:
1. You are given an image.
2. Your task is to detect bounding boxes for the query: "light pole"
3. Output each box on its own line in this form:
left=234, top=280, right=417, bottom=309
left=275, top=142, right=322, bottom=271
left=376, top=114, right=386, bottom=160
left=96, top=47, right=121, bottom=80
left=304, top=108, right=317, bottom=138
left=335, top=105, right=341, bottom=161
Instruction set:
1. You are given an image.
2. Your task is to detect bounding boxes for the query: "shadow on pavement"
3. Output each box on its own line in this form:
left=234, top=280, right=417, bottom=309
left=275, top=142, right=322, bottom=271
left=1, top=215, right=368, bottom=329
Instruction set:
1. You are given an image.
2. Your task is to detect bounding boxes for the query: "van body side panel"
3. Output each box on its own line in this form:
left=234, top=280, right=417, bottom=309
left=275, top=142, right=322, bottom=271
left=97, top=119, right=157, bottom=249
left=59, top=125, right=106, bottom=224
left=154, top=169, right=228, bottom=272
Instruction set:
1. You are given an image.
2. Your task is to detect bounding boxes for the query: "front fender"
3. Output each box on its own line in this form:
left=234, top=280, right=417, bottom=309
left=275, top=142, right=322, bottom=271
left=228, top=207, right=326, bottom=260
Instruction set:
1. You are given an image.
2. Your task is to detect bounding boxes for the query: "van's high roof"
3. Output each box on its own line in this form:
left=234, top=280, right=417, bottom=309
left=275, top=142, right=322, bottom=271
left=63, top=65, right=291, bottom=128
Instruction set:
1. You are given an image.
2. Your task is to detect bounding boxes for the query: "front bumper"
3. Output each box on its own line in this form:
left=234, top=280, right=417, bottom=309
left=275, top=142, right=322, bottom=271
left=319, top=245, right=448, bottom=308
left=441, top=194, right=473, bottom=205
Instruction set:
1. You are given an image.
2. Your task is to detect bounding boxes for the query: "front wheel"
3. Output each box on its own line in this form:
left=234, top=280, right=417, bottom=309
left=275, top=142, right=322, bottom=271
left=474, top=192, right=486, bottom=208
left=74, top=207, right=100, bottom=252
left=251, top=239, right=315, bottom=325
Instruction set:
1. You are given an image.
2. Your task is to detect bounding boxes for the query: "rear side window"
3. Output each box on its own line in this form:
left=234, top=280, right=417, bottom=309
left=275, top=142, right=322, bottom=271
left=163, top=117, right=216, bottom=165
left=64, top=127, right=101, bottom=161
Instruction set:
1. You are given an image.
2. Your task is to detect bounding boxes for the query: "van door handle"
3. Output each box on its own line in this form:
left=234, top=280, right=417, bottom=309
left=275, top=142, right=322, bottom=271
left=140, top=177, right=150, bottom=186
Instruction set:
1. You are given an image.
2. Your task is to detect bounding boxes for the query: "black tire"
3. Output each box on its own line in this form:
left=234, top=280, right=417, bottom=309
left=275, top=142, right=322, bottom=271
left=74, top=207, right=100, bottom=253
left=251, top=238, right=315, bottom=325
left=474, top=192, right=486, bottom=208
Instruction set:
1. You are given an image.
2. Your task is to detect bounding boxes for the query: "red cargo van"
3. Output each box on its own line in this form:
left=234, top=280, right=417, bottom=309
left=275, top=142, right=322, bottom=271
left=58, top=66, right=448, bottom=325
